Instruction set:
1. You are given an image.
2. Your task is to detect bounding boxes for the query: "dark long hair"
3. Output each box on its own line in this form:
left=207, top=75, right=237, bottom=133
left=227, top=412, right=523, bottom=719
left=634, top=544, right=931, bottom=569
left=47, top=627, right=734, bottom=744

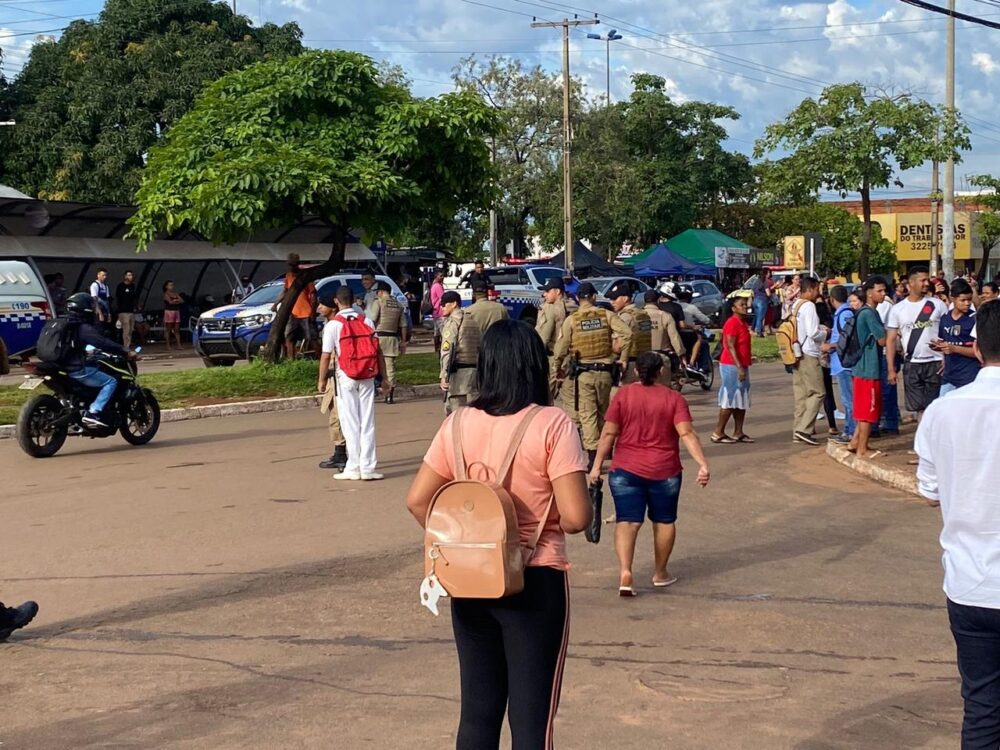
left=635, top=351, right=663, bottom=386
left=471, top=319, right=550, bottom=416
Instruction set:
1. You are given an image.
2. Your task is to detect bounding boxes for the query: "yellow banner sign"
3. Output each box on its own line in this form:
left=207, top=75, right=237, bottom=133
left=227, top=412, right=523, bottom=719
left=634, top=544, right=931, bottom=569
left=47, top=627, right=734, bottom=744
left=891, top=212, right=973, bottom=261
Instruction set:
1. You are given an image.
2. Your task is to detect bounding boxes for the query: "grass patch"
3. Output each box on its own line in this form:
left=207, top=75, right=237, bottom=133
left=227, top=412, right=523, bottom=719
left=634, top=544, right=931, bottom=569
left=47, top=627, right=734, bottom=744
left=0, top=352, right=440, bottom=426
left=751, top=335, right=780, bottom=362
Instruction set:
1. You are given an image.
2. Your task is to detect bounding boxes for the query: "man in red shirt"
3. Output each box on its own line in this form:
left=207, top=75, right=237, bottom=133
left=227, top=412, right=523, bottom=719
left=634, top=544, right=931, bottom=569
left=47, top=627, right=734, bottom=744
left=278, top=253, right=318, bottom=360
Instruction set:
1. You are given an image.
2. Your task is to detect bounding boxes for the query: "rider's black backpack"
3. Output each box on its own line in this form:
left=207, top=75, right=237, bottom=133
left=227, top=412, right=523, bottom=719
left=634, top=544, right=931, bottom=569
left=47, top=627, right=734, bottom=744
left=835, top=308, right=870, bottom=370
left=35, top=318, right=75, bottom=364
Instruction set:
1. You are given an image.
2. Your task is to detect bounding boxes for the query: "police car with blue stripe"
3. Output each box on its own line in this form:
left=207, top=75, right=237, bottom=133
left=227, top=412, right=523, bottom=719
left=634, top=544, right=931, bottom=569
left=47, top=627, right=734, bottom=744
left=456, top=265, right=570, bottom=323
left=0, top=259, right=55, bottom=374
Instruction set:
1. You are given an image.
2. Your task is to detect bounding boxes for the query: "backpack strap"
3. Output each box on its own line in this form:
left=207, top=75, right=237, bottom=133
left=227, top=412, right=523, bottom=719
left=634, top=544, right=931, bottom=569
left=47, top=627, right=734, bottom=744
left=496, top=405, right=544, bottom=487
left=451, top=407, right=469, bottom=481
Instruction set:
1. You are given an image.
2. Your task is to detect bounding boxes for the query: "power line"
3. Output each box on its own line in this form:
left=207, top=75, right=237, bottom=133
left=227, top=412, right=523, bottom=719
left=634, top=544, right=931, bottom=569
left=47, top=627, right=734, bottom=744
left=899, top=0, right=1000, bottom=30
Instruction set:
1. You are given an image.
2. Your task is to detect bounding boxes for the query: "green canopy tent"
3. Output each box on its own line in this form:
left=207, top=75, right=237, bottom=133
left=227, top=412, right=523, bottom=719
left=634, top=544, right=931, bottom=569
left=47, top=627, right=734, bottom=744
left=665, top=229, right=751, bottom=267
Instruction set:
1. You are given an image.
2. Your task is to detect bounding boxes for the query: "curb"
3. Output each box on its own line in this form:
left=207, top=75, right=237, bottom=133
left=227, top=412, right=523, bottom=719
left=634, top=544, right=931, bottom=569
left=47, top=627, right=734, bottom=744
left=0, top=382, right=442, bottom=440
left=826, top=441, right=919, bottom=497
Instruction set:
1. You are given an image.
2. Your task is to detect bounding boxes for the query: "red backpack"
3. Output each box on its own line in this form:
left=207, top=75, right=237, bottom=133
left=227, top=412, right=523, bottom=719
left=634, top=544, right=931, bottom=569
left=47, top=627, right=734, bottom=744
left=336, top=313, right=380, bottom=380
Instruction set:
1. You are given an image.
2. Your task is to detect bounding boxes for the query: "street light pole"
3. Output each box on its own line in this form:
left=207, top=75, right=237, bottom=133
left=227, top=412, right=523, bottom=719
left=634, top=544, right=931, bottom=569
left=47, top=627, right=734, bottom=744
left=587, top=30, right=622, bottom=104
left=532, top=15, right=599, bottom=276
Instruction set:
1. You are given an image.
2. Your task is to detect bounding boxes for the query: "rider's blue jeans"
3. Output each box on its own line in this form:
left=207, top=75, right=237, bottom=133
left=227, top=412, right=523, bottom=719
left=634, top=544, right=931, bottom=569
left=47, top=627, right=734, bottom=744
left=70, top=366, right=116, bottom=414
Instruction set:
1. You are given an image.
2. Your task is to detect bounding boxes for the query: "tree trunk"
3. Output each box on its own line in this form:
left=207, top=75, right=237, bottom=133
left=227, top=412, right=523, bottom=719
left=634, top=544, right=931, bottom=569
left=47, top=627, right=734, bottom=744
left=977, top=241, right=996, bottom=281
left=859, top=181, right=872, bottom=281
left=261, top=226, right=348, bottom=364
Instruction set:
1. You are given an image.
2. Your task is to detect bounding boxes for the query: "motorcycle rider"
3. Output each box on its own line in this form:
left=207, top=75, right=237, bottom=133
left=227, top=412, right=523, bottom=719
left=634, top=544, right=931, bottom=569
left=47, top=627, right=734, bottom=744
left=64, top=292, right=134, bottom=429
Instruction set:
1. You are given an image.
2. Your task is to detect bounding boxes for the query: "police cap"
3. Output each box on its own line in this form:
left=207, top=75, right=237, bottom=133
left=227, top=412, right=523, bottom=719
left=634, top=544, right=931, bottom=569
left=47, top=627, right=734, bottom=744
left=376, top=280, right=391, bottom=292
left=441, top=291, right=462, bottom=305
left=541, top=277, right=565, bottom=292
left=577, top=282, right=598, bottom=298
left=606, top=281, right=632, bottom=300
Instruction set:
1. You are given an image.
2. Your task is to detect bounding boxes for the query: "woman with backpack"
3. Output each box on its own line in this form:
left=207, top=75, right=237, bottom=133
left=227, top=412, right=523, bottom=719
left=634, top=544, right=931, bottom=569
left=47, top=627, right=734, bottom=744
left=405, top=319, right=591, bottom=750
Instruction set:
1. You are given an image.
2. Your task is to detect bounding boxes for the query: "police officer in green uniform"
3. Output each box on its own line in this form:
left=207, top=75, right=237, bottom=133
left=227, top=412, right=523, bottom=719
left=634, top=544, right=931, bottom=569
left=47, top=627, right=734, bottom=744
left=552, top=282, right=632, bottom=467
left=643, top=290, right=686, bottom=384
left=608, top=282, right=653, bottom=385
left=439, top=291, right=482, bottom=414
left=535, top=276, right=578, bottom=399
left=368, top=281, right=409, bottom=404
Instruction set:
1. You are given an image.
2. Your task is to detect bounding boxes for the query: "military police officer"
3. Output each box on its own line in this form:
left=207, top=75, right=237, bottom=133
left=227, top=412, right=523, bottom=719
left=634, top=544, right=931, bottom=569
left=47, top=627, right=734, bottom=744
left=607, top=282, right=653, bottom=385
left=552, top=282, right=632, bottom=467
left=643, top=290, right=686, bottom=383
left=535, top=276, right=577, bottom=398
left=466, top=286, right=509, bottom=335
left=368, top=281, right=409, bottom=404
left=439, top=291, right=482, bottom=414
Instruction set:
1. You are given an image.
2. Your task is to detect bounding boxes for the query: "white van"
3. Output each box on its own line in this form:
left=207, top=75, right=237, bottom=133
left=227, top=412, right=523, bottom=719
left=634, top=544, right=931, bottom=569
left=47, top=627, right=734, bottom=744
left=0, top=259, right=54, bottom=374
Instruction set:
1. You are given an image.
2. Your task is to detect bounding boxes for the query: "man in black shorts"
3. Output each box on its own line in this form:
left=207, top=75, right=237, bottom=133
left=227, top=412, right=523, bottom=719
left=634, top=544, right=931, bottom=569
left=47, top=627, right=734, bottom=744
left=278, top=253, right=319, bottom=359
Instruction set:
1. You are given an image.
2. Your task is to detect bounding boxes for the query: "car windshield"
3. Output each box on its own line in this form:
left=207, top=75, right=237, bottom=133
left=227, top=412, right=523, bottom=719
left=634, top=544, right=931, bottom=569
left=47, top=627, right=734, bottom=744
left=239, top=282, right=285, bottom=306
left=530, top=267, right=564, bottom=286
left=589, top=279, right=614, bottom=295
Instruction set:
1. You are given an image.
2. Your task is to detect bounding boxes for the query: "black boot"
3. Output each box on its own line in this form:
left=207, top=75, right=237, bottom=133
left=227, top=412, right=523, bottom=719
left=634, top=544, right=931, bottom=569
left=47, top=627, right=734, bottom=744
left=0, top=601, right=38, bottom=641
left=319, top=444, right=348, bottom=470
left=385, top=387, right=395, bottom=405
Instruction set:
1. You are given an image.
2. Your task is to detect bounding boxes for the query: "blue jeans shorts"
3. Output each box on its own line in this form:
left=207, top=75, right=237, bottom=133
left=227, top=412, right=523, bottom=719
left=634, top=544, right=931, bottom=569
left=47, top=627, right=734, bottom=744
left=608, top=469, right=682, bottom=524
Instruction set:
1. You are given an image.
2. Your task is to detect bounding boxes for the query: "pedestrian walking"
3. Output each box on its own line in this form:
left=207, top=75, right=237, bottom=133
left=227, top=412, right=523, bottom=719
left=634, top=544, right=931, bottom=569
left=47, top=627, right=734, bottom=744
left=466, top=287, right=509, bottom=335
left=439, top=291, right=482, bottom=414
left=368, top=281, right=409, bottom=404
left=791, top=278, right=828, bottom=445
left=824, top=285, right=856, bottom=445
left=115, top=270, right=138, bottom=349
left=751, top=268, right=773, bottom=336
left=849, top=279, right=888, bottom=458
left=935, top=278, right=979, bottom=397
left=535, top=277, right=577, bottom=398
left=713, top=295, right=753, bottom=444
left=915, top=299, right=1000, bottom=750
left=551, top=282, right=632, bottom=469
left=589, top=351, right=710, bottom=596
left=887, top=267, right=947, bottom=422
left=406, top=319, right=591, bottom=750
left=279, top=253, right=318, bottom=360
left=317, top=286, right=385, bottom=481
left=162, top=280, right=185, bottom=350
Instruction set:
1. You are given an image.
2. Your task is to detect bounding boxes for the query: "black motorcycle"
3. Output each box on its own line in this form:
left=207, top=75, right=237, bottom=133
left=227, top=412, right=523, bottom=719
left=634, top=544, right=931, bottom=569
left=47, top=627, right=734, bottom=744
left=16, top=349, right=160, bottom=458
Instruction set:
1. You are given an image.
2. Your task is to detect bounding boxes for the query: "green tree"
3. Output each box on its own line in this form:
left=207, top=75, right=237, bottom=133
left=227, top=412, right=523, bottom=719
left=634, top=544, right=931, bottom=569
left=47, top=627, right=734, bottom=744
left=0, top=0, right=302, bottom=203
left=755, top=83, right=969, bottom=280
left=537, top=74, right=752, bottom=254
left=969, top=175, right=1000, bottom=280
left=128, top=50, right=499, bottom=361
left=452, top=56, right=575, bottom=257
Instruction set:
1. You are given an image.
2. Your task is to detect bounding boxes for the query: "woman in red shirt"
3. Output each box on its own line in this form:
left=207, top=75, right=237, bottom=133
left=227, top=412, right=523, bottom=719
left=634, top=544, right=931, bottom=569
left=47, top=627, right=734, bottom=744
left=588, top=352, right=710, bottom=596
left=713, top=296, right=753, bottom=444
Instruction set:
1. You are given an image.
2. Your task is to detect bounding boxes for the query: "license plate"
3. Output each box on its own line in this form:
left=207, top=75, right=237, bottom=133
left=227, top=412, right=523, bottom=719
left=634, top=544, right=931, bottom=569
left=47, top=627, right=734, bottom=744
left=18, top=377, right=43, bottom=390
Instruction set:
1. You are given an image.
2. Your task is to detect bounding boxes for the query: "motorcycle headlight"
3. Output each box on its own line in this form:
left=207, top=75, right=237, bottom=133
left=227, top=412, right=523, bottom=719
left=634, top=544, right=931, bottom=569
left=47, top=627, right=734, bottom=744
left=237, top=312, right=274, bottom=328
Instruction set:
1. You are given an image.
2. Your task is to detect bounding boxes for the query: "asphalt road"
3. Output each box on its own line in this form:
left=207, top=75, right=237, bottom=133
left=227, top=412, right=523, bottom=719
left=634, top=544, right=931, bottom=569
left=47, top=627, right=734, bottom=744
left=0, top=364, right=959, bottom=749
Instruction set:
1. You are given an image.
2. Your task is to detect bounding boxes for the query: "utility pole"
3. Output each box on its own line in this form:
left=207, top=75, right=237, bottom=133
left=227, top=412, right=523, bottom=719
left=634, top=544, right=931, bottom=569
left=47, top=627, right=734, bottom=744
left=532, top=15, right=599, bottom=276
left=488, top=139, right=498, bottom=266
left=943, top=0, right=956, bottom=280
left=931, top=153, right=940, bottom=277
left=232, top=0, right=237, bottom=13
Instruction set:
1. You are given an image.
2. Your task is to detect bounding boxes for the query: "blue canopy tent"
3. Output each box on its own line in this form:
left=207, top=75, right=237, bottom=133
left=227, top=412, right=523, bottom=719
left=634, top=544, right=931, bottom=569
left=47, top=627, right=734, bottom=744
left=634, top=243, right=715, bottom=277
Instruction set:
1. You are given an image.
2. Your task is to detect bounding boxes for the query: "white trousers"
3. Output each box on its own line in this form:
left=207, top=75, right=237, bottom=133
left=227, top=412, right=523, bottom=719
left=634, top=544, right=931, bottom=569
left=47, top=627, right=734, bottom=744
left=336, top=371, right=377, bottom=474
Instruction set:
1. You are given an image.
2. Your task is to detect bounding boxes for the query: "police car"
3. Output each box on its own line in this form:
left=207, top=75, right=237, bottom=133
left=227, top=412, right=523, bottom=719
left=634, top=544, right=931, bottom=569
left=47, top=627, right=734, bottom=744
left=0, top=259, right=54, bottom=374
left=456, top=265, right=569, bottom=324
left=193, top=273, right=408, bottom=367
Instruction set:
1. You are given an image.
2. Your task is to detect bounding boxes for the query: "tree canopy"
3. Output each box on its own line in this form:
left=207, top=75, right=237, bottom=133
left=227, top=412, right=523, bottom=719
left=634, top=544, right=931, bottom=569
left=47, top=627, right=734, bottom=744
left=755, top=82, right=969, bottom=279
left=0, top=0, right=302, bottom=203
left=968, top=175, right=1000, bottom=280
left=128, top=49, right=499, bottom=357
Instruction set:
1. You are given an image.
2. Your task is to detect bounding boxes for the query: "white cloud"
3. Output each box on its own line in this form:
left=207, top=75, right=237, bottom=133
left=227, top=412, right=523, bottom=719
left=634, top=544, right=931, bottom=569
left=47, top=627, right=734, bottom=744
left=972, top=52, right=1000, bottom=76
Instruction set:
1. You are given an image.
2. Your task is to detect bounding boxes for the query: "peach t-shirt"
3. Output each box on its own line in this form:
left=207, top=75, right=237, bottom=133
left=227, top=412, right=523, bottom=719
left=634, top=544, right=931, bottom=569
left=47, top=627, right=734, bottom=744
left=423, top=405, right=588, bottom=571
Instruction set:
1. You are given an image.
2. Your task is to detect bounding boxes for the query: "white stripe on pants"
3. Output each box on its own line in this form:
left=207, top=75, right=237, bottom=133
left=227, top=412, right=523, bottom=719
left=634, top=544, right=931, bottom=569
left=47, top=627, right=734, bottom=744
left=336, top=371, right=377, bottom=474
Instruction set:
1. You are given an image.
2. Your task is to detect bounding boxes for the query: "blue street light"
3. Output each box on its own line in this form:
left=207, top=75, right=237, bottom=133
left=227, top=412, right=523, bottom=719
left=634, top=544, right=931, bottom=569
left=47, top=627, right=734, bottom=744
left=587, top=30, right=624, bottom=103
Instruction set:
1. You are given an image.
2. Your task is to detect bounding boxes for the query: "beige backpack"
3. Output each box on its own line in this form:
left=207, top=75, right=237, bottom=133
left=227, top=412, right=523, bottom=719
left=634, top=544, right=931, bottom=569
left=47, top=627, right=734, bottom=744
left=423, top=406, right=553, bottom=599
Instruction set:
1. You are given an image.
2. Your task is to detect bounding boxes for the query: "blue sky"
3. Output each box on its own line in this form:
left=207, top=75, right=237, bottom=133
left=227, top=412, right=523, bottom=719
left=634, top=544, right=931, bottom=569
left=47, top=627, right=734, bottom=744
left=3, top=0, right=1000, bottom=198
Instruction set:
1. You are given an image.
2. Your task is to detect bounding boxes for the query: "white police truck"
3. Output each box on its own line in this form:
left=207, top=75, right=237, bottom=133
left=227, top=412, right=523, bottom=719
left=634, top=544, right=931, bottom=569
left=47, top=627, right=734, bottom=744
left=0, top=259, right=54, bottom=374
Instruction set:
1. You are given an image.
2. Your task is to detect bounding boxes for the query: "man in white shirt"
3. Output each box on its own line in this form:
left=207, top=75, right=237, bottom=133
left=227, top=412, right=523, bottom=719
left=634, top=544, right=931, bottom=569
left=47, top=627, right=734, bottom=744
left=915, top=299, right=1000, bottom=748
left=887, top=267, right=947, bottom=419
left=317, top=285, right=386, bottom=481
left=791, top=278, right=828, bottom=445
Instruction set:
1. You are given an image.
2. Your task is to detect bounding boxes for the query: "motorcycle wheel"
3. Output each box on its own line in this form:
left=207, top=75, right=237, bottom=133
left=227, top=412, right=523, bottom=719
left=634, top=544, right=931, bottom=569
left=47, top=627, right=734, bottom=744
left=16, top=394, right=68, bottom=458
left=700, top=361, right=715, bottom=391
left=120, top=389, right=161, bottom=445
